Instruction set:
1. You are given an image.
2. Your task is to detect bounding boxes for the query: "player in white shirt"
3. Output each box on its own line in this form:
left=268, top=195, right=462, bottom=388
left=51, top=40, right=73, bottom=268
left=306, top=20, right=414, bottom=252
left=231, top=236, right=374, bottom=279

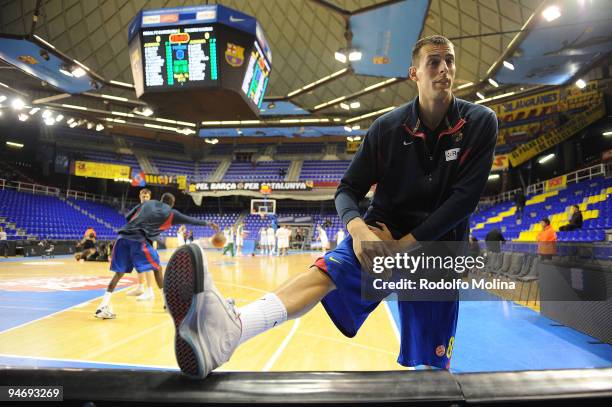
left=259, top=227, right=268, bottom=255
left=235, top=222, right=246, bottom=256
left=276, top=226, right=291, bottom=256
left=317, top=225, right=329, bottom=253
left=266, top=226, right=276, bottom=256
left=336, top=229, right=346, bottom=247
left=177, top=224, right=186, bottom=247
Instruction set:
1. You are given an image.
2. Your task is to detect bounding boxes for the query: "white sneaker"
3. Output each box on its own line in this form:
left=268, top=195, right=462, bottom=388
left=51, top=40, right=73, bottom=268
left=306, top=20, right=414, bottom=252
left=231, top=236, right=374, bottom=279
left=164, top=243, right=241, bottom=379
left=94, top=306, right=116, bottom=319
left=136, top=290, right=154, bottom=301
left=127, top=286, right=145, bottom=296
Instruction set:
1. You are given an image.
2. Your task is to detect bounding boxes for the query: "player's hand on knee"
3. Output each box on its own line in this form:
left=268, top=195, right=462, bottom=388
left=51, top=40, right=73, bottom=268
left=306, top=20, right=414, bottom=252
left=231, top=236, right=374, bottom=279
left=352, top=230, right=394, bottom=280
left=368, top=222, right=394, bottom=241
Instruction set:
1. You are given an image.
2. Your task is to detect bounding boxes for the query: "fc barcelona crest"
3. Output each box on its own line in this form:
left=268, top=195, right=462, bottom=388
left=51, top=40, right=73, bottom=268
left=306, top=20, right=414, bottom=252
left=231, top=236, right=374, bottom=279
left=225, top=43, right=245, bottom=67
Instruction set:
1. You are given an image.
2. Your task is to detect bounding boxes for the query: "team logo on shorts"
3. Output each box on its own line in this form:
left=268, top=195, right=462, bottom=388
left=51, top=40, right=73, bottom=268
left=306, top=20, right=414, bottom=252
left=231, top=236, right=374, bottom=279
left=225, top=43, right=245, bottom=67
left=453, top=132, right=463, bottom=143
left=435, top=345, right=446, bottom=357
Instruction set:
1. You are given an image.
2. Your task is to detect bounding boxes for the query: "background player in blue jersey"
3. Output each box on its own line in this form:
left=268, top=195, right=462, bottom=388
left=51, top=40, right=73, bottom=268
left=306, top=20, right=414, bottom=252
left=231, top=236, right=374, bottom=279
left=95, top=192, right=218, bottom=319
left=163, top=35, right=498, bottom=378
left=125, top=188, right=158, bottom=301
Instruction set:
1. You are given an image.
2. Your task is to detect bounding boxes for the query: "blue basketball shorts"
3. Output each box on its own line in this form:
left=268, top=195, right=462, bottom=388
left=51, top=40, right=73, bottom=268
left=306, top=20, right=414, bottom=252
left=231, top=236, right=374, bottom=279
left=110, top=238, right=160, bottom=273
left=313, top=235, right=459, bottom=369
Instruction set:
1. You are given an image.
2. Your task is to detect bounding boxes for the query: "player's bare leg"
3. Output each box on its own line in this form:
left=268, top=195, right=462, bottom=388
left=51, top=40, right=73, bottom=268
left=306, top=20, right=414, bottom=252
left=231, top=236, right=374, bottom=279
left=164, top=243, right=335, bottom=378
left=128, top=273, right=146, bottom=296
left=136, top=270, right=158, bottom=301
left=273, top=266, right=335, bottom=318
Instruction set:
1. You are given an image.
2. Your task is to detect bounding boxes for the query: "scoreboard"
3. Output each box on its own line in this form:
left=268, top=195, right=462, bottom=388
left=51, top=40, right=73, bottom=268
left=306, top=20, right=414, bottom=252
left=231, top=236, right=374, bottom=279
left=241, top=40, right=270, bottom=109
left=142, top=26, right=217, bottom=89
left=128, top=5, right=272, bottom=121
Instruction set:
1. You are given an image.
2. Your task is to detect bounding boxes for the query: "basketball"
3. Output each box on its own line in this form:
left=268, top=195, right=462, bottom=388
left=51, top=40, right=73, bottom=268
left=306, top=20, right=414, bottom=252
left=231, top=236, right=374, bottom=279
left=210, top=232, right=226, bottom=249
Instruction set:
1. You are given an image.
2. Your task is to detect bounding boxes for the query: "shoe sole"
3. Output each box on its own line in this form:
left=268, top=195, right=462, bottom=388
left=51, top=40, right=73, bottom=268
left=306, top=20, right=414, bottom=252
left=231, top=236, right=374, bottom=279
left=164, top=243, right=206, bottom=378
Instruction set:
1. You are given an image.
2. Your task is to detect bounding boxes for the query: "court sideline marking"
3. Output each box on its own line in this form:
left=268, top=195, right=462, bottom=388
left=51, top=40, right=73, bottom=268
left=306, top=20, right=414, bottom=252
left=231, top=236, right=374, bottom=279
left=0, top=287, right=130, bottom=336
left=262, top=318, right=301, bottom=371
left=0, top=353, right=178, bottom=370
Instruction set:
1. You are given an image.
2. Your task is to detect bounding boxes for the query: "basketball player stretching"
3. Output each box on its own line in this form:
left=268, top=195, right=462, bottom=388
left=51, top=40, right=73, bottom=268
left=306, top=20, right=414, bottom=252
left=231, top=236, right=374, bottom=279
left=163, top=35, right=498, bottom=377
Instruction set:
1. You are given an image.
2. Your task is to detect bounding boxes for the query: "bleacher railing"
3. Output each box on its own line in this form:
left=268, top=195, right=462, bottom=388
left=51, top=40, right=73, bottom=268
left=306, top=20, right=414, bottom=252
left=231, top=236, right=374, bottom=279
left=479, top=163, right=610, bottom=206
left=66, top=189, right=119, bottom=205
left=0, top=178, right=136, bottom=208
left=0, top=178, right=60, bottom=197
left=525, top=163, right=607, bottom=195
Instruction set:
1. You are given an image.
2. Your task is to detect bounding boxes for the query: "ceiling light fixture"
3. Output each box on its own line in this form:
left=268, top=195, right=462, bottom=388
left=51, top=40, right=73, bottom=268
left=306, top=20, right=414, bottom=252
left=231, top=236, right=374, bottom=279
left=348, top=50, right=362, bottom=61
left=503, top=61, right=515, bottom=70
left=474, top=91, right=516, bottom=104
left=538, top=153, right=555, bottom=164
left=334, top=51, right=347, bottom=63
left=542, top=5, right=561, bottom=22
left=6, top=141, right=24, bottom=148
left=345, top=106, right=396, bottom=124
left=11, top=98, right=25, bottom=110
left=455, top=82, right=474, bottom=90
left=71, top=67, right=87, bottom=78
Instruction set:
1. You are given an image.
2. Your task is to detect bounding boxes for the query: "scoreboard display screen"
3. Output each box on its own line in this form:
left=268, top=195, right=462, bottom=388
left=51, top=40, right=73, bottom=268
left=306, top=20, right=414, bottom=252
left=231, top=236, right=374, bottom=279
left=128, top=4, right=272, bottom=120
left=241, top=41, right=270, bottom=109
left=142, top=26, right=218, bottom=89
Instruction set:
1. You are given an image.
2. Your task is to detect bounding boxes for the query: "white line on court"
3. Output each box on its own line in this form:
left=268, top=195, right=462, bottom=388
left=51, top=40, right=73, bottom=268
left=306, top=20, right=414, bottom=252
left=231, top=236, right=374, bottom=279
left=83, top=321, right=169, bottom=360
left=0, top=353, right=178, bottom=370
left=299, top=331, right=396, bottom=355
left=0, top=286, right=132, bottom=336
left=214, top=281, right=269, bottom=294
left=262, top=318, right=301, bottom=372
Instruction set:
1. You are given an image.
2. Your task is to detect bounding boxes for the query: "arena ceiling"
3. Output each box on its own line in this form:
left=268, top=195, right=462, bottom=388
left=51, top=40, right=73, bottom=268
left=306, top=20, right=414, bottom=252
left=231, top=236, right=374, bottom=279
left=0, top=0, right=552, bottom=136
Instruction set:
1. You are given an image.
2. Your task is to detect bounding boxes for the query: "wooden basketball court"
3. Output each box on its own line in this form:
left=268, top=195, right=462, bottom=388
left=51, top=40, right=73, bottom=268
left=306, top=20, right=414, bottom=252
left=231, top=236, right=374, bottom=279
left=0, top=250, right=405, bottom=372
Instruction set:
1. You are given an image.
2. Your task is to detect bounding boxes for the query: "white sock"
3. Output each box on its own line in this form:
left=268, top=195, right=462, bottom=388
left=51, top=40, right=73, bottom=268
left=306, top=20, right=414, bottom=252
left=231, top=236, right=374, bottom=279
left=100, top=291, right=113, bottom=308
left=238, top=293, right=287, bottom=345
left=146, top=287, right=154, bottom=296
left=138, top=284, right=145, bottom=291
